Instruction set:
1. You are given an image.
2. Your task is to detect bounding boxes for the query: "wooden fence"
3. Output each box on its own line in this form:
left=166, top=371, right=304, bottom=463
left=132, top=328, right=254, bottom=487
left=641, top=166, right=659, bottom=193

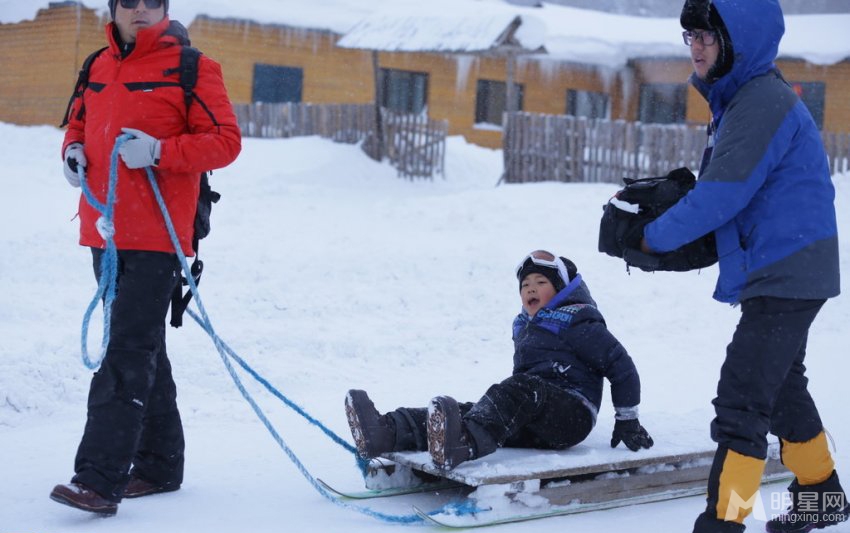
left=823, top=131, right=850, bottom=176
left=233, top=102, right=373, bottom=143
left=503, top=112, right=850, bottom=184
left=232, top=102, right=447, bottom=180
left=502, top=112, right=705, bottom=184
left=382, top=110, right=448, bottom=179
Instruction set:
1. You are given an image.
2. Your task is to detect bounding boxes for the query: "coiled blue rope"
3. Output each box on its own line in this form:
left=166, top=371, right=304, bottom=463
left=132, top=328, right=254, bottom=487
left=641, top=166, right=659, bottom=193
left=77, top=138, right=122, bottom=369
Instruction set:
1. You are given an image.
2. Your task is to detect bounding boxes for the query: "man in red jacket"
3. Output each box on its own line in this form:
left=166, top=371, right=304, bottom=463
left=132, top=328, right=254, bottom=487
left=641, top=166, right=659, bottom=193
left=50, top=0, right=241, bottom=516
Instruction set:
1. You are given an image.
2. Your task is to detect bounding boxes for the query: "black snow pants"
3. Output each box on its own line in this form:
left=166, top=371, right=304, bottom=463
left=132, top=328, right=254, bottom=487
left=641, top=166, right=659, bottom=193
left=390, top=373, right=594, bottom=458
left=711, top=296, right=826, bottom=458
left=72, top=249, right=184, bottom=502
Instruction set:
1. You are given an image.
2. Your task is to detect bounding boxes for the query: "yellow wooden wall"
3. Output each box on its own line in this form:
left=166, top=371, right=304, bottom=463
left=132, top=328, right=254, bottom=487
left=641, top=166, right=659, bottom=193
left=630, top=58, right=701, bottom=124
left=375, top=53, right=629, bottom=148
left=2, top=3, right=848, bottom=148
left=0, top=4, right=108, bottom=127
left=778, top=60, right=850, bottom=133
left=188, top=16, right=374, bottom=106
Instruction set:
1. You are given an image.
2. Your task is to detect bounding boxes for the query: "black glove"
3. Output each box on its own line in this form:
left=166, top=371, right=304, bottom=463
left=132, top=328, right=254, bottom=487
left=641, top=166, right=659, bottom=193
left=610, top=419, right=654, bottom=451
left=63, top=142, right=86, bottom=188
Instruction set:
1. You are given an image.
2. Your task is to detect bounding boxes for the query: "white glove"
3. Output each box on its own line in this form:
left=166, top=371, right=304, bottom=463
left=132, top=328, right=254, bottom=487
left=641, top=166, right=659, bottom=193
left=63, top=143, right=86, bottom=188
left=119, top=127, right=162, bottom=169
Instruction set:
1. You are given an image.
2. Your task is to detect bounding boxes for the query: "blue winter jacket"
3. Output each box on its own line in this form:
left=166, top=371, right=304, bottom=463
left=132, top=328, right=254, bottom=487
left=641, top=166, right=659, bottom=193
left=512, top=274, right=641, bottom=422
left=644, top=0, right=840, bottom=304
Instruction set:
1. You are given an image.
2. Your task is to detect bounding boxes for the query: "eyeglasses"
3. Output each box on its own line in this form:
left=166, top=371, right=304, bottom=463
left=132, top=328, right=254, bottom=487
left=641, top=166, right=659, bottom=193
left=682, top=30, right=718, bottom=47
left=119, top=0, right=164, bottom=9
left=515, top=250, right=571, bottom=287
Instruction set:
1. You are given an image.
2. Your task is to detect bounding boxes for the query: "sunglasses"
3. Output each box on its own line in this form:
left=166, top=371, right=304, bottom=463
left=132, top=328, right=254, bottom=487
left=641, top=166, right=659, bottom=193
left=682, top=30, right=718, bottom=47
left=515, top=250, right=571, bottom=287
left=118, top=0, right=164, bottom=9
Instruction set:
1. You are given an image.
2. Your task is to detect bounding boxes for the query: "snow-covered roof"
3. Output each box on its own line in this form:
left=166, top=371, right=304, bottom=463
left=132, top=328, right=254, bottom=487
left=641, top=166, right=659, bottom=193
left=4, top=0, right=849, bottom=68
left=336, top=4, right=545, bottom=54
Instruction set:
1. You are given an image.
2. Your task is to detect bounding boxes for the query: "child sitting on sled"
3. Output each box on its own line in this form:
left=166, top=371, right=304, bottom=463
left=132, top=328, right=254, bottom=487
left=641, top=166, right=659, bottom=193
left=345, top=250, right=653, bottom=469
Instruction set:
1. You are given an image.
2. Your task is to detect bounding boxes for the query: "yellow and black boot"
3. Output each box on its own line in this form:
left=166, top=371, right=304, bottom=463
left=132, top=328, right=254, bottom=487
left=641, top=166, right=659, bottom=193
left=693, top=447, right=766, bottom=533
left=766, top=432, right=849, bottom=533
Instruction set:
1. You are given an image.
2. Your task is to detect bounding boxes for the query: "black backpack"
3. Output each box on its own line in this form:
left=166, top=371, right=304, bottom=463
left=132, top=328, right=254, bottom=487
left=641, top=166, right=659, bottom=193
left=61, top=27, right=220, bottom=327
left=598, top=167, right=718, bottom=272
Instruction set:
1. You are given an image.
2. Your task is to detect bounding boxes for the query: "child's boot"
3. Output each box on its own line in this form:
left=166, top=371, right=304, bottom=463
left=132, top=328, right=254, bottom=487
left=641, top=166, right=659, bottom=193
left=345, top=389, right=396, bottom=458
left=427, top=395, right=476, bottom=469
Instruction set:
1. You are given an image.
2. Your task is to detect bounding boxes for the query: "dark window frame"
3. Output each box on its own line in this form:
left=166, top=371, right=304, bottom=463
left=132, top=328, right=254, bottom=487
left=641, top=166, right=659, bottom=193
left=379, top=68, right=429, bottom=114
left=566, top=89, right=610, bottom=119
left=638, top=83, right=687, bottom=124
left=475, top=79, right=524, bottom=127
left=790, top=81, right=826, bottom=130
left=252, top=64, right=304, bottom=103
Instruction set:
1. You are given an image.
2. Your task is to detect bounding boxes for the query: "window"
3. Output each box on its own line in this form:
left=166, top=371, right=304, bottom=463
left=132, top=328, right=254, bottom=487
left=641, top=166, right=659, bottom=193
left=638, top=83, right=687, bottom=124
left=790, top=82, right=826, bottom=129
left=380, top=68, right=428, bottom=114
left=475, top=79, right=524, bottom=126
left=252, top=64, right=303, bottom=103
left=566, top=89, right=609, bottom=119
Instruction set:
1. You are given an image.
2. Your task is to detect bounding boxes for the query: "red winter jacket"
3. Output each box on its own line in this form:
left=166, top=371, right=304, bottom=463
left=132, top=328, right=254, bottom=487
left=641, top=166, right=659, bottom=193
left=63, top=18, right=241, bottom=255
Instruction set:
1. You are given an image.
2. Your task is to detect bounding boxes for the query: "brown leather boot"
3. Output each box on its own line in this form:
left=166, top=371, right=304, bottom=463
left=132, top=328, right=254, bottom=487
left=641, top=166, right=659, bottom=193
left=123, top=476, right=181, bottom=498
left=49, top=482, right=118, bottom=516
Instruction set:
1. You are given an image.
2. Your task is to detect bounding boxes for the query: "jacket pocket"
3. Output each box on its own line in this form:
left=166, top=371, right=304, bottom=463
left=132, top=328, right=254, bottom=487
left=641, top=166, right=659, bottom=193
left=124, top=81, right=181, bottom=92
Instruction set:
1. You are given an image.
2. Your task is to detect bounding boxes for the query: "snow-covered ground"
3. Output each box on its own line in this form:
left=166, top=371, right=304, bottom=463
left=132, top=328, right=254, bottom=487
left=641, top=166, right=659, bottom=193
left=1, top=122, right=848, bottom=532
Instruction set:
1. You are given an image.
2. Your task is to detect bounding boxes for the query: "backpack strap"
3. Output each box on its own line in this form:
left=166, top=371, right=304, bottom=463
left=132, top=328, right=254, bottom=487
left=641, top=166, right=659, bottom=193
left=60, top=46, right=108, bottom=128
left=170, top=170, right=220, bottom=328
left=163, top=46, right=200, bottom=110
left=169, top=248, right=204, bottom=328
left=179, top=46, right=200, bottom=110
left=163, top=46, right=220, bottom=127
left=167, top=46, right=209, bottom=328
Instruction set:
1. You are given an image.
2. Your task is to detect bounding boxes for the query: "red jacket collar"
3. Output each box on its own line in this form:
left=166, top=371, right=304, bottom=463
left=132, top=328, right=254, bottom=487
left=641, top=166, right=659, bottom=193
left=105, top=17, right=174, bottom=58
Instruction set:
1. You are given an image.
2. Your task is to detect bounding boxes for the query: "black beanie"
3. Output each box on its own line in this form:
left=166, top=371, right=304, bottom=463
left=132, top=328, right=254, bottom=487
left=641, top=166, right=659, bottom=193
left=680, top=0, right=734, bottom=80
left=109, top=0, right=170, bottom=19
left=517, top=256, right=578, bottom=293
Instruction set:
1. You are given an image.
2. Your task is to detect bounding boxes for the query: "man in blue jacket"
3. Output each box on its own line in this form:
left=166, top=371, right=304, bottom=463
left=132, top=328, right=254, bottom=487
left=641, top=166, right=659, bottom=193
left=640, top=1, right=845, bottom=532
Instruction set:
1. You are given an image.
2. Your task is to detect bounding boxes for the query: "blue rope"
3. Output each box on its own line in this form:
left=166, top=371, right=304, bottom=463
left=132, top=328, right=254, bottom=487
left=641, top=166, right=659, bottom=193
left=183, top=308, right=370, bottom=473
left=77, top=138, right=123, bottom=369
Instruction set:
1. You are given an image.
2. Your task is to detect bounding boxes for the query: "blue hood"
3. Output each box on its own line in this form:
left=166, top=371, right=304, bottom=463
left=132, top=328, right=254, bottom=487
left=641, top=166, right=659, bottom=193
left=693, top=0, right=785, bottom=114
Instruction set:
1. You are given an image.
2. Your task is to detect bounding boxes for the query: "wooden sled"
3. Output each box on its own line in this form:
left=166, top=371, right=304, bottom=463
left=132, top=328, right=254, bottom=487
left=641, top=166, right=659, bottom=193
left=374, top=440, right=789, bottom=508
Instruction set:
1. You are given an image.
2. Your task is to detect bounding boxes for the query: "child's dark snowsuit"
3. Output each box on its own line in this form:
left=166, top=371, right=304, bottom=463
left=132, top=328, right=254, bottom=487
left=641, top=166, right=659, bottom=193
left=386, top=273, right=642, bottom=457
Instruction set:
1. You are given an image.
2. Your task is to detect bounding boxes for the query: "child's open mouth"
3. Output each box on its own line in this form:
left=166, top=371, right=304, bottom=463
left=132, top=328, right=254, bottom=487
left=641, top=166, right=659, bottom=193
left=527, top=297, right=539, bottom=307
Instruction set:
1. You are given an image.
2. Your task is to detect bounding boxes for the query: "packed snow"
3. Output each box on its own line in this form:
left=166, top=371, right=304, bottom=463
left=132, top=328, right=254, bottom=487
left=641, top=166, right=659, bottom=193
left=1, top=121, right=848, bottom=532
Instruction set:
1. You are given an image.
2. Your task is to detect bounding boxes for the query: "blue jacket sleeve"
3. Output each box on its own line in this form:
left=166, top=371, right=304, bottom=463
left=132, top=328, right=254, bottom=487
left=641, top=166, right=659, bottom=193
left=572, top=317, right=641, bottom=409
left=645, top=75, right=798, bottom=253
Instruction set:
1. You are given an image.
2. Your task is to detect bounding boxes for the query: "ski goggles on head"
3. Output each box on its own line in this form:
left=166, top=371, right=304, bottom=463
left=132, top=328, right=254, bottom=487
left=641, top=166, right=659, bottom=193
left=515, top=250, right=571, bottom=286
left=119, top=0, right=164, bottom=10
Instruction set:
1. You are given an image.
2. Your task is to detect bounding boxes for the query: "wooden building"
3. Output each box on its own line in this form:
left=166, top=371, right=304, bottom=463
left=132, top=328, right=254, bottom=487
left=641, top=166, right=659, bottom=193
left=2, top=2, right=848, bottom=148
